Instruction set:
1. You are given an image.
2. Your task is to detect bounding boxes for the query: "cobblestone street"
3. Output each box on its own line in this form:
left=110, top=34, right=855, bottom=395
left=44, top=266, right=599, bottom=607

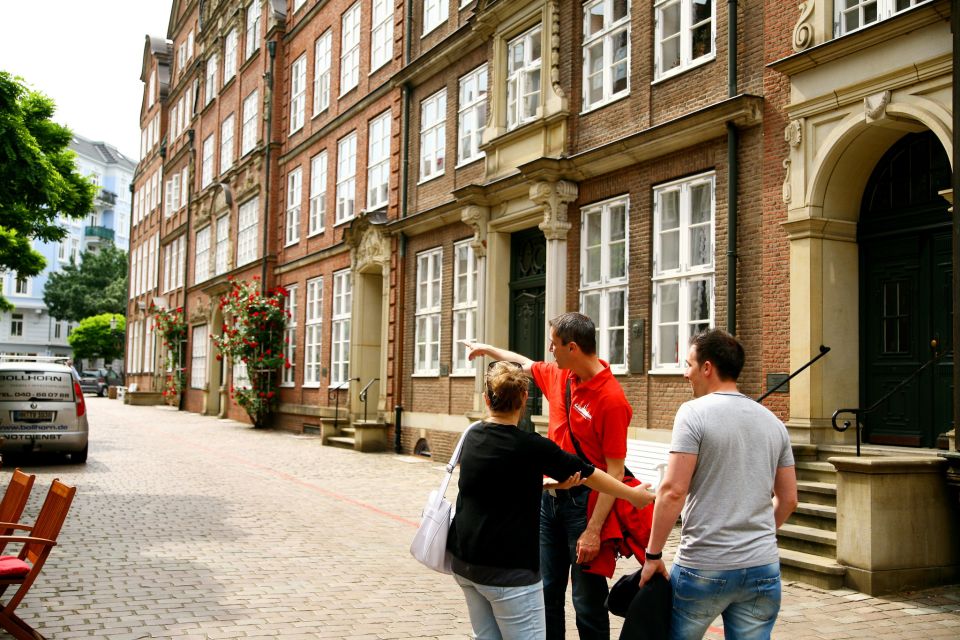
left=3, top=398, right=957, bottom=639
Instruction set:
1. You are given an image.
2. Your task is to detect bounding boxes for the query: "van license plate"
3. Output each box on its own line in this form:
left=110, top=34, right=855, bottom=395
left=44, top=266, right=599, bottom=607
left=13, top=411, right=54, bottom=422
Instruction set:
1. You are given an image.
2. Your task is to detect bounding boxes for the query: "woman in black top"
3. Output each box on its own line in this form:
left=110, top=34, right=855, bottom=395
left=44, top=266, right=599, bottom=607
left=447, top=361, right=654, bottom=640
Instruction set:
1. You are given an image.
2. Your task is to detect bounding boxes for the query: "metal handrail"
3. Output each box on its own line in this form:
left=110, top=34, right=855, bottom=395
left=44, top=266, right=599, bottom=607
left=328, top=377, right=359, bottom=433
left=757, top=345, right=831, bottom=403
left=359, top=377, right=379, bottom=423
left=832, top=348, right=953, bottom=456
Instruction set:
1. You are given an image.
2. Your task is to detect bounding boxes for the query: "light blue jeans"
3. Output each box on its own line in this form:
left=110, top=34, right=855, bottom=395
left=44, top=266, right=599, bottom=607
left=454, top=573, right=546, bottom=640
left=670, top=562, right=782, bottom=640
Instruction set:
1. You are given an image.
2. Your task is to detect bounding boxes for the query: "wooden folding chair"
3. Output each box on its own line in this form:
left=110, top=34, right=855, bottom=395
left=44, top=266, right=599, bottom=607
left=0, top=470, right=37, bottom=555
left=0, top=479, right=76, bottom=640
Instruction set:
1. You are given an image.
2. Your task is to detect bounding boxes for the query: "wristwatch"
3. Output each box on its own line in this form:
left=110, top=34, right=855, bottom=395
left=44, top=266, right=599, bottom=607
left=646, top=551, right=663, bottom=561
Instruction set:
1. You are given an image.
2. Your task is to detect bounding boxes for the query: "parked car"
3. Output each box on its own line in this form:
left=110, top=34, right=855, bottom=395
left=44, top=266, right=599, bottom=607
left=77, top=371, right=104, bottom=397
left=0, top=356, right=89, bottom=463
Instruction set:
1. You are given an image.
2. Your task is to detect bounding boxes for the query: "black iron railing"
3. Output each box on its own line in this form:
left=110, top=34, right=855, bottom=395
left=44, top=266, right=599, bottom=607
left=328, top=377, right=359, bottom=432
left=832, top=348, right=953, bottom=456
left=359, top=377, right=379, bottom=423
left=757, top=345, right=831, bottom=403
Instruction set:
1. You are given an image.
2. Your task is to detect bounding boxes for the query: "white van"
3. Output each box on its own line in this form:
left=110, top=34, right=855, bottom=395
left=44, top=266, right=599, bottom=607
left=0, top=357, right=89, bottom=463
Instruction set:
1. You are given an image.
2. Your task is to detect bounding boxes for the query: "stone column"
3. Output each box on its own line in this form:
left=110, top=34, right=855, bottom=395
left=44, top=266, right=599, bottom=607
left=830, top=456, right=960, bottom=595
left=462, top=205, right=489, bottom=414
left=530, top=180, right=578, bottom=356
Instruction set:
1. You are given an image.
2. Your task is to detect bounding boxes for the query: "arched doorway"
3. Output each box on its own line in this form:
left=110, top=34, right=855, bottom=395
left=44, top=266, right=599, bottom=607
left=859, top=130, right=954, bottom=448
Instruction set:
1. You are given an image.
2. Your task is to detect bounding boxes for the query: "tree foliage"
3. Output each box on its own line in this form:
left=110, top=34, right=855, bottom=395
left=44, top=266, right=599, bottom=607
left=67, top=313, right=126, bottom=362
left=43, top=245, right=128, bottom=322
left=0, top=71, right=95, bottom=310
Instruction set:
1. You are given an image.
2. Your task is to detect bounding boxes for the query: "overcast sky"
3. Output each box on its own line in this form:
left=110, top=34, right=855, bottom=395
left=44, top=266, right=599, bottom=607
left=0, top=1, right=173, bottom=161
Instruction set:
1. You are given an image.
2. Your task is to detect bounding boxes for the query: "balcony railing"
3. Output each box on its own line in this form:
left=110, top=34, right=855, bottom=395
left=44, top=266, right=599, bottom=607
left=96, top=190, right=117, bottom=205
left=84, top=226, right=115, bottom=242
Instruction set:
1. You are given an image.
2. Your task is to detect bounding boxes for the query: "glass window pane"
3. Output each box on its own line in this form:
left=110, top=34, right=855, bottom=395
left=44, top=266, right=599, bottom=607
left=691, top=24, right=712, bottom=59
left=609, top=329, right=625, bottom=365
left=613, top=0, right=628, bottom=21
left=587, top=2, right=605, bottom=37
left=659, top=325, right=679, bottom=366
left=530, top=30, right=541, bottom=61
left=662, top=3, right=680, bottom=37
left=608, top=290, right=625, bottom=327
left=692, top=0, right=712, bottom=23
left=661, top=36, right=680, bottom=72
left=609, top=242, right=626, bottom=279
left=690, top=226, right=710, bottom=267
left=587, top=247, right=602, bottom=283
left=691, top=184, right=710, bottom=224
left=661, top=230, right=680, bottom=271
left=582, top=292, right=601, bottom=325
left=690, top=279, right=711, bottom=322
left=661, top=191, right=679, bottom=229
left=660, top=282, right=679, bottom=322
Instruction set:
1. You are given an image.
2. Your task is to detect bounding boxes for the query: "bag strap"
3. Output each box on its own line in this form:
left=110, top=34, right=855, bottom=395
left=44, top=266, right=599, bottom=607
left=565, top=377, right=634, bottom=479
left=437, top=420, right=481, bottom=497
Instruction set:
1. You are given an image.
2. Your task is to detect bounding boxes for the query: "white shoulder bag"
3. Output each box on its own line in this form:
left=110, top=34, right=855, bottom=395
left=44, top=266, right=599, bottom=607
left=409, top=421, right=479, bottom=574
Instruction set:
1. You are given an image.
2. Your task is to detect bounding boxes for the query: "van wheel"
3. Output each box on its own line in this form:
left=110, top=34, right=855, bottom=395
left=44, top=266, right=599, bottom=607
left=72, top=445, right=88, bottom=464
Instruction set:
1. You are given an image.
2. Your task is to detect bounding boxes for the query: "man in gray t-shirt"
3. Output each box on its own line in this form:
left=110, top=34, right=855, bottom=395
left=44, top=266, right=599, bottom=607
left=639, top=329, right=798, bottom=640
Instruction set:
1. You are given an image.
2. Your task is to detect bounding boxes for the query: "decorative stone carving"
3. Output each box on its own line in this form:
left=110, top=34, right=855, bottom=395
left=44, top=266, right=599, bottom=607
left=784, top=120, right=802, bottom=147
left=461, top=205, right=489, bottom=258
left=782, top=159, right=792, bottom=204
left=345, top=214, right=389, bottom=272
left=190, top=299, right=210, bottom=324
left=530, top=180, right=578, bottom=241
left=864, top=91, right=892, bottom=122
left=550, top=0, right=566, bottom=100
left=792, top=1, right=815, bottom=52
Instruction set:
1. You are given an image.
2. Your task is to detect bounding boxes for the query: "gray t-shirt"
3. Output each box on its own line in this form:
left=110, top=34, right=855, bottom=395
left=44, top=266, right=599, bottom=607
left=671, top=391, right=795, bottom=570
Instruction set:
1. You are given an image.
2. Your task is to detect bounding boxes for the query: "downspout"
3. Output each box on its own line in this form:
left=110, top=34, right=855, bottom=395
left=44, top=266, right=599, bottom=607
left=726, top=0, right=738, bottom=335
left=126, top=181, right=135, bottom=384
left=180, top=128, right=196, bottom=411
left=952, top=1, right=959, bottom=452
left=260, top=40, right=277, bottom=295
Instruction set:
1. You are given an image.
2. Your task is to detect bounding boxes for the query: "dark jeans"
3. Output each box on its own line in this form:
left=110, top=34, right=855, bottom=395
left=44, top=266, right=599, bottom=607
left=540, top=486, right=609, bottom=640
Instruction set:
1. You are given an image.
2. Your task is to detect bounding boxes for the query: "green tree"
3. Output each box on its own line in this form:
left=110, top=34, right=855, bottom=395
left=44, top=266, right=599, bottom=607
left=67, top=313, right=126, bottom=363
left=0, top=71, right=95, bottom=310
left=43, top=245, right=128, bottom=322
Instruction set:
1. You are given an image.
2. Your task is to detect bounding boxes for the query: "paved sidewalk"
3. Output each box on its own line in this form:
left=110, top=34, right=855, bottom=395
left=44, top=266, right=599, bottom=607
left=2, top=398, right=957, bottom=638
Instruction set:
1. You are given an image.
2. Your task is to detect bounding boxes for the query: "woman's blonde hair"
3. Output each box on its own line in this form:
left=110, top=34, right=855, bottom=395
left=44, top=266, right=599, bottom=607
left=485, top=361, right=529, bottom=413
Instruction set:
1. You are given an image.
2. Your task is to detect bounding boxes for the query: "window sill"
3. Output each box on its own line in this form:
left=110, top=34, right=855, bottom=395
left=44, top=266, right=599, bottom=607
left=307, top=228, right=325, bottom=238
left=652, top=54, right=716, bottom=86
left=302, top=383, right=320, bottom=389
left=333, top=216, right=355, bottom=227
left=411, top=372, right=440, bottom=378
left=449, top=371, right=476, bottom=378
left=580, top=91, right=630, bottom=116
left=288, top=125, right=305, bottom=138
left=279, top=382, right=295, bottom=388
left=312, top=106, right=329, bottom=121
left=417, top=173, right=444, bottom=186
left=455, top=155, right=484, bottom=170
left=284, top=239, right=300, bottom=248
left=647, top=368, right=686, bottom=376
left=421, top=21, right=446, bottom=39
left=368, top=59, right=389, bottom=76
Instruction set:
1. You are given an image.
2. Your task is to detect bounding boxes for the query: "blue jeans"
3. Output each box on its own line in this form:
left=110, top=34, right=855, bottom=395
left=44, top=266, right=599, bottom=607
left=540, top=487, right=609, bottom=640
left=454, top=574, right=546, bottom=640
left=670, top=562, right=782, bottom=640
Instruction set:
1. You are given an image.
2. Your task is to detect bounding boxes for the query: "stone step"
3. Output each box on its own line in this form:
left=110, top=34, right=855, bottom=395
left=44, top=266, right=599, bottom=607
left=777, top=522, right=837, bottom=556
left=789, top=502, right=837, bottom=532
left=326, top=436, right=356, bottom=450
left=340, top=426, right=356, bottom=436
left=791, top=443, right=819, bottom=462
left=795, top=460, right=838, bottom=483
left=779, top=548, right=846, bottom=590
left=797, top=480, right=837, bottom=506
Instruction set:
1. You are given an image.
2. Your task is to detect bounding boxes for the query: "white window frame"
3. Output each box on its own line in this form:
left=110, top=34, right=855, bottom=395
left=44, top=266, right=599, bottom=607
left=10, top=313, right=23, bottom=337
left=214, top=214, right=230, bottom=276
left=330, top=269, right=352, bottom=387
left=506, top=25, right=542, bottom=130
left=313, top=30, right=332, bottom=115
left=224, top=29, right=239, bottom=81
left=290, top=54, right=307, bottom=134
left=237, top=197, right=259, bottom=266
left=201, top=134, right=215, bottom=188
left=282, top=284, right=300, bottom=387
left=286, top=166, right=302, bottom=246
left=304, top=277, right=324, bottom=387
left=651, top=172, right=715, bottom=372
left=340, top=3, right=361, bottom=96
left=205, top=52, right=219, bottom=104
left=579, top=196, right=630, bottom=373
left=451, top=240, right=478, bottom=375
left=414, top=248, right=442, bottom=376
left=582, top=0, right=631, bottom=111
left=419, top=89, right=446, bottom=182
left=309, top=151, right=328, bottom=236
left=835, top=0, right=930, bottom=36
left=336, top=131, right=357, bottom=225
left=370, top=0, right=393, bottom=71
left=293, top=0, right=307, bottom=12
left=220, top=114, right=235, bottom=174
left=242, top=89, right=259, bottom=155
left=246, top=1, right=261, bottom=59
left=654, top=0, right=715, bottom=81
left=367, top=111, right=391, bottom=209
left=457, top=65, right=488, bottom=166
left=423, top=0, right=449, bottom=36
left=191, top=324, right=209, bottom=389
left=194, top=226, right=211, bottom=284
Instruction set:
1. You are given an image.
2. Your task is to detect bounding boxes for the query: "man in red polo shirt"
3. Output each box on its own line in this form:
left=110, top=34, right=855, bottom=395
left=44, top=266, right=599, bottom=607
left=464, top=312, right=631, bottom=640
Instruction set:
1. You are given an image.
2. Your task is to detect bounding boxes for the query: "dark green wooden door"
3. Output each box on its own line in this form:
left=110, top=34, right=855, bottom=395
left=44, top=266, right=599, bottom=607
left=860, top=131, right=954, bottom=448
left=510, top=228, right=546, bottom=433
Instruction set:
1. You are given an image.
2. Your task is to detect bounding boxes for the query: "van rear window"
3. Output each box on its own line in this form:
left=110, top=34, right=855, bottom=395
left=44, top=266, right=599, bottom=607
left=0, top=371, right=75, bottom=402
